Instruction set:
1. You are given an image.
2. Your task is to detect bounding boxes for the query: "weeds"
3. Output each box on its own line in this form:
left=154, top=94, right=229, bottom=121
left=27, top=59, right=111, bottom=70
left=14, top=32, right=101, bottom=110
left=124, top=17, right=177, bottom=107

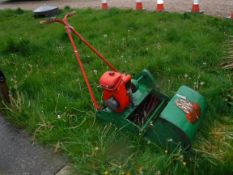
left=222, top=35, right=233, bottom=70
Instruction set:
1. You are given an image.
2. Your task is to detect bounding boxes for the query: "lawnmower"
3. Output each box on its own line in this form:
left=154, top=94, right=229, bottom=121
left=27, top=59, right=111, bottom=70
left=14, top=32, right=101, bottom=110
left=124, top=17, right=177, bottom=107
left=41, top=12, right=206, bottom=150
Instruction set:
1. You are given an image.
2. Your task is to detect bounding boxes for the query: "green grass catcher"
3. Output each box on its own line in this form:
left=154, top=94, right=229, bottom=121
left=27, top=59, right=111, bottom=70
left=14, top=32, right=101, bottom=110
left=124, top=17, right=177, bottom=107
left=42, top=12, right=206, bottom=150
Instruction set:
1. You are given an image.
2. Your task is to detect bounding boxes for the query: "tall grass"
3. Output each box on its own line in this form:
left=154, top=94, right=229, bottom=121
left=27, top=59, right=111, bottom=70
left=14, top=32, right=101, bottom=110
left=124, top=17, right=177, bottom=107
left=0, top=9, right=233, bottom=174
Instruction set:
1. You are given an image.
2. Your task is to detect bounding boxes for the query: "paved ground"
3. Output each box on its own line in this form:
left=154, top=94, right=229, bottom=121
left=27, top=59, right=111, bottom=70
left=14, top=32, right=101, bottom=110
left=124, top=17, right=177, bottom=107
left=0, top=115, right=67, bottom=175
left=0, top=0, right=232, bottom=18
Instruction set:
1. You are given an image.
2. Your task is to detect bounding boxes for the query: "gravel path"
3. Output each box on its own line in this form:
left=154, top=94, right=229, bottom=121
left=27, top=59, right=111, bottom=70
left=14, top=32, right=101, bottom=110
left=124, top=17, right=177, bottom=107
left=0, top=0, right=232, bottom=18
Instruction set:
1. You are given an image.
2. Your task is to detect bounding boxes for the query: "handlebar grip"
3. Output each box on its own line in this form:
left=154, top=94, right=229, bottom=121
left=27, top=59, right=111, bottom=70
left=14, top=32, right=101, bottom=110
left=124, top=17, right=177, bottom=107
left=67, top=11, right=76, bottom=17
left=40, top=20, right=49, bottom=24
left=40, top=17, right=57, bottom=24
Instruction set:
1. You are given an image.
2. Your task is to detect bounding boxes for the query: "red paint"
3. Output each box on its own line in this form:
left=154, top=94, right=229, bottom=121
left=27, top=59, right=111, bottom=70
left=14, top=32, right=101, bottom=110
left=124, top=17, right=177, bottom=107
left=185, top=103, right=201, bottom=123
left=192, top=4, right=200, bottom=13
left=100, top=71, right=131, bottom=112
left=102, top=3, right=108, bottom=10
left=231, top=13, right=233, bottom=19
left=156, top=4, right=164, bottom=12
left=99, top=71, right=122, bottom=89
left=136, top=2, right=143, bottom=10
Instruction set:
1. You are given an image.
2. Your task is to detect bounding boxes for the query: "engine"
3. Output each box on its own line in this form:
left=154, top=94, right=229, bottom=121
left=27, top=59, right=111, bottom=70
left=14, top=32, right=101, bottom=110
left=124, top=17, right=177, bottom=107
left=99, top=71, right=132, bottom=112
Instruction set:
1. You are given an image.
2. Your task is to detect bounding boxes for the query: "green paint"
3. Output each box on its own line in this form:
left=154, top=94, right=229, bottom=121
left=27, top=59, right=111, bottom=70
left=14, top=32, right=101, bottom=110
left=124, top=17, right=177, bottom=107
left=148, top=86, right=206, bottom=149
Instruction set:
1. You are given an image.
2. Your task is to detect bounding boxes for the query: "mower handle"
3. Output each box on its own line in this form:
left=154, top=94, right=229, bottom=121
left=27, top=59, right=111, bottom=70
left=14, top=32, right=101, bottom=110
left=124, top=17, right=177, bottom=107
left=40, top=11, right=76, bottom=25
left=64, top=11, right=76, bottom=20
left=40, top=17, right=65, bottom=25
left=40, top=12, right=118, bottom=110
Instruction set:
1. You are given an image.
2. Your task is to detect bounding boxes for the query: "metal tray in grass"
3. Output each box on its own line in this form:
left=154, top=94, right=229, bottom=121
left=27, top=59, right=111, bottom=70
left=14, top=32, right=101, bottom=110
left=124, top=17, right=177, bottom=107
left=33, top=5, right=59, bottom=18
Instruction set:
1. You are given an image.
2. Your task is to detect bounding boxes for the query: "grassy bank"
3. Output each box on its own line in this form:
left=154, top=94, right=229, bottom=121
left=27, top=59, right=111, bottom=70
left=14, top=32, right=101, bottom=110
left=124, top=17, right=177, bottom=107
left=0, top=8, right=233, bottom=174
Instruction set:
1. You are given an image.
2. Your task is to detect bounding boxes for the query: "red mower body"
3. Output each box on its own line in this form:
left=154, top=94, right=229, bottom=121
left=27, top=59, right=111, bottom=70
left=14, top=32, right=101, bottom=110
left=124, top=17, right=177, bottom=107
left=99, top=71, right=131, bottom=112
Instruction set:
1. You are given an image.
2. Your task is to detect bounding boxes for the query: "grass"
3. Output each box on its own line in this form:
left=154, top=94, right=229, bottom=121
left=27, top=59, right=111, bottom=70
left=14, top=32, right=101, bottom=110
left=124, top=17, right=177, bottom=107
left=0, top=8, right=233, bottom=175
left=222, top=36, right=233, bottom=70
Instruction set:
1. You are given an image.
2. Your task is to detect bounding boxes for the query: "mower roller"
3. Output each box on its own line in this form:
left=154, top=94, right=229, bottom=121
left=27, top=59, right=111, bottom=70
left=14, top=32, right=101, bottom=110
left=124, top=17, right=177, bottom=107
left=41, top=12, right=206, bottom=150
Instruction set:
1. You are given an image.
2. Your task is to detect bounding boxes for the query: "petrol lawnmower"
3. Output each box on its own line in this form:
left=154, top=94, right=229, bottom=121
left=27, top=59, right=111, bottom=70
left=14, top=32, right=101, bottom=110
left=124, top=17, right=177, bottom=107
left=41, top=12, right=206, bottom=150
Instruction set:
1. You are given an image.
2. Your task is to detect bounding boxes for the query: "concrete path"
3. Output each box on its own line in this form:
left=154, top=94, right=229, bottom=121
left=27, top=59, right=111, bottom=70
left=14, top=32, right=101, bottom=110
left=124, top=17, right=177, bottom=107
left=0, top=115, right=67, bottom=175
left=0, top=0, right=232, bottom=18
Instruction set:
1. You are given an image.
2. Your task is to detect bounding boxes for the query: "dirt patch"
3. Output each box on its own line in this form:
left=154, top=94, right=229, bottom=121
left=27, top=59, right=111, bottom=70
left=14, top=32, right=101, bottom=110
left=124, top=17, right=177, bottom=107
left=0, top=0, right=232, bottom=18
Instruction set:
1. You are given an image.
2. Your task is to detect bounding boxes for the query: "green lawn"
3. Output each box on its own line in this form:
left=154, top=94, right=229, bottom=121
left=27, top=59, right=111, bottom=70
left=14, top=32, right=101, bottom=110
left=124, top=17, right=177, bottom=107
left=0, top=8, right=233, bottom=175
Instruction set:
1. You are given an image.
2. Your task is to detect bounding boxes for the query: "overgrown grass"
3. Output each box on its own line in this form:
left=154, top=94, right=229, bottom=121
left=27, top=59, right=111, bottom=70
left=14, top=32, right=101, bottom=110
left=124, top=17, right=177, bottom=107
left=0, top=9, right=233, bottom=175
